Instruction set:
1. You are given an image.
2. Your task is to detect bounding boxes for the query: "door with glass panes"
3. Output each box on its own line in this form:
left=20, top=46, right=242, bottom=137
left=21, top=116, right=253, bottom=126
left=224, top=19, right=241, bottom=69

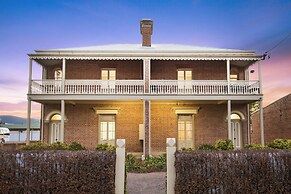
left=99, top=115, right=116, bottom=145
left=101, top=69, right=116, bottom=91
left=177, top=69, right=192, bottom=92
left=178, top=115, right=193, bottom=149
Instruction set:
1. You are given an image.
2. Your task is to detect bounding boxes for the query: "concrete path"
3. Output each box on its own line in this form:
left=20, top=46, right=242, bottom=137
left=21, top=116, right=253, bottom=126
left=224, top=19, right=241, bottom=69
left=127, top=172, right=166, bottom=194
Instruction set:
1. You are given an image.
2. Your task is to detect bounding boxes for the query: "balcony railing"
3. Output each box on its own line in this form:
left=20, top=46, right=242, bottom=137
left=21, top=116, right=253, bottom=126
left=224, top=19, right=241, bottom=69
left=30, top=79, right=260, bottom=95
left=150, top=80, right=260, bottom=95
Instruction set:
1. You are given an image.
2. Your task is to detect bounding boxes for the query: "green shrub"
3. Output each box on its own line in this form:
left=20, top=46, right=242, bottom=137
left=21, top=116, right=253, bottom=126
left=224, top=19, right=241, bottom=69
left=144, top=154, right=166, bottom=172
left=197, top=144, right=216, bottom=150
left=181, top=147, right=193, bottom=151
left=50, top=142, right=69, bottom=150
left=268, top=139, right=291, bottom=149
left=215, top=139, right=234, bottom=151
left=96, top=143, right=116, bottom=151
left=20, top=142, right=50, bottom=150
left=244, top=144, right=267, bottom=150
left=20, top=141, right=86, bottom=151
left=68, top=142, right=86, bottom=150
left=126, top=154, right=143, bottom=173
left=125, top=154, right=167, bottom=173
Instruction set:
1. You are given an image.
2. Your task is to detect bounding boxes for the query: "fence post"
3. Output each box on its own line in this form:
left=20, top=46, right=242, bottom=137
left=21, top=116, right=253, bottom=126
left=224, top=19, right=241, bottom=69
left=115, top=139, right=126, bottom=194
left=167, top=138, right=176, bottom=194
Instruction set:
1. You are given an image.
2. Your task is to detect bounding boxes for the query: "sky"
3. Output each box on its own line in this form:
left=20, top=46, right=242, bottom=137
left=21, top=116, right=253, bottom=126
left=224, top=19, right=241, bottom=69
left=0, top=0, right=290, bottom=119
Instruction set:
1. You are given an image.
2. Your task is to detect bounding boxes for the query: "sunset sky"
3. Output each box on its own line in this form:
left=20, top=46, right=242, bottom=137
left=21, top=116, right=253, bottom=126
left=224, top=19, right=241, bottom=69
left=0, top=0, right=290, bottom=118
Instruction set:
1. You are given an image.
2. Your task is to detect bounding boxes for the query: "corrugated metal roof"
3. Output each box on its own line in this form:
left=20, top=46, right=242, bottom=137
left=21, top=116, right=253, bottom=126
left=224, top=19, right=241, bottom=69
left=35, top=44, right=255, bottom=54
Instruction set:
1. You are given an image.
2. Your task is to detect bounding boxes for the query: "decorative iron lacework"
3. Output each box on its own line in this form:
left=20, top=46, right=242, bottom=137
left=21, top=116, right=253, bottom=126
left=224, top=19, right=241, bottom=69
left=30, top=56, right=262, bottom=61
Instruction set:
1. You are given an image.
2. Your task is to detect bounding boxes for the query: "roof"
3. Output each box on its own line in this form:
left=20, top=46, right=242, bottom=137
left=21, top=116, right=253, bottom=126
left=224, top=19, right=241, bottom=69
left=0, top=123, right=40, bottom=130
left=34, top=44, right=255, bottom=54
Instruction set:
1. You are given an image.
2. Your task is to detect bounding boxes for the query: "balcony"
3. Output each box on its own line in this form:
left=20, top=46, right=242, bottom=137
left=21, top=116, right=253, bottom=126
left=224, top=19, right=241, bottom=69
left=30, top=79, right=260, bottom=95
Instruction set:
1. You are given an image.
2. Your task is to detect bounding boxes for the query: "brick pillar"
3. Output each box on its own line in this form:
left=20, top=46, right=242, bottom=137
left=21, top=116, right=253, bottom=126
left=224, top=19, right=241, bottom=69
left=143, top=58, right=150, bottom=93
left=143, top=100, right=151, bottom=157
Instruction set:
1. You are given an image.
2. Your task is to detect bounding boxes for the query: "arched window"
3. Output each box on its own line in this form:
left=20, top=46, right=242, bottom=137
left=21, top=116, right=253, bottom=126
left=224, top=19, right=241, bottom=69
left=51, top=114, right=61, bottom=121
left=54, top=69, right=62, bottom=80
left=231, top=113, right=241, bottom=120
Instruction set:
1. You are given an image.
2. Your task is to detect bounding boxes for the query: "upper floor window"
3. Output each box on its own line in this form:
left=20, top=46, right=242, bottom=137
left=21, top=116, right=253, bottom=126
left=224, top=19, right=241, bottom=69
left=177, top=69, right=192, bottom=80
left=230, top=69, right=238, bottom=81
left=54, top=69, right=62, bottom=80
left=101, top=69, right=116, bottom=80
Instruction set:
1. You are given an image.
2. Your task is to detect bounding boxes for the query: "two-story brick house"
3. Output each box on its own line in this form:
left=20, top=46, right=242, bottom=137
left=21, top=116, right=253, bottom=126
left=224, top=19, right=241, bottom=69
left=26, top=19, right=264, bottom=155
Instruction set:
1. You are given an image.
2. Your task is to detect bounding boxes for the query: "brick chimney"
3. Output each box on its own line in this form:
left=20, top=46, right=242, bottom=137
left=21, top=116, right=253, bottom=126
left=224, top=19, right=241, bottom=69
left=140, top=19, right=153, bottom=47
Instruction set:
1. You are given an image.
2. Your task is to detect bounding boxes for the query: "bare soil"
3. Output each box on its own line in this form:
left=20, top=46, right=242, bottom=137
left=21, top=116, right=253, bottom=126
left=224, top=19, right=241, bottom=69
left=127, top=172, right=166, bottom=194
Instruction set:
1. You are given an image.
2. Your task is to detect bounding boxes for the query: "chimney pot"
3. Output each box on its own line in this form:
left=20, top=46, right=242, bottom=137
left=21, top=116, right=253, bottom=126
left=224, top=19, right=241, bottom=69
left=140, top=19, right=153, bottom=47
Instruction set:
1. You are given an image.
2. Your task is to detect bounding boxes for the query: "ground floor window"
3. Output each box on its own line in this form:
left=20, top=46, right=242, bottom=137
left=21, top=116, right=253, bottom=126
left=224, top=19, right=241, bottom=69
left=99, top=115, right=115, bottom=145
left=178, top=115, right=193, bottom=149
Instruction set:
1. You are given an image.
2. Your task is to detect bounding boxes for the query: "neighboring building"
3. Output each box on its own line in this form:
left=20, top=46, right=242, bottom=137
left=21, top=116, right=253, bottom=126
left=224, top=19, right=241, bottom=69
left=252, top=93, right=291, bottom=144
left=0, top=123, right=40, bottom=142
left=27, top=19, right=264, bottom=155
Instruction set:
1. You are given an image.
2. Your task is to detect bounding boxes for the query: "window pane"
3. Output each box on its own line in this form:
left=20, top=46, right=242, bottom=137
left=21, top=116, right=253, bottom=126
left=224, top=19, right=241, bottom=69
left=55, top=69, right=62, bottom=80
left=109, top=70, right=116, bottom=80
left=178, top=71, right=184, bottom=80
left=101, top=70, right=108, bottom=80
left=230, top=74, right=238, bottom=80
left=185, top=71, right=192, bottom=80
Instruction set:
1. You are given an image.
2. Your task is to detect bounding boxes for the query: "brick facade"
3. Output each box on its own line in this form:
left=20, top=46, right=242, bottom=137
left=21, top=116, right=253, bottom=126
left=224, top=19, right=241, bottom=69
left=45, top=60, right=246, bottom=81
left=43, top=101, right=248, bottom=152
left=251, top=94, right=291, bottom=144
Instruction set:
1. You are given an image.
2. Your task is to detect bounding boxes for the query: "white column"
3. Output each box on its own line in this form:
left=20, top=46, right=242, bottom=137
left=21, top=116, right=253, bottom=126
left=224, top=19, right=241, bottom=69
left=61, top=100, right=65, bottom=142
left=260, top=99, right=264, bottom=146
left=28, top=58, right=33, bottom=94
left=227, top=60, right=230, bottom=94
left=166, top=138, right=176, bottom=194
left=244, top=68, right=249, bottom=80
left=62, top=58, right=66, bottom=93
left=258, top=61, right=262, bottom=94
left=227, top=100, right=231, bottom=140
left=26, top=98, right=31, bottom=145
left=115, top=139, right=126, bottom=194
left=41, top=104, right=44, bottom=141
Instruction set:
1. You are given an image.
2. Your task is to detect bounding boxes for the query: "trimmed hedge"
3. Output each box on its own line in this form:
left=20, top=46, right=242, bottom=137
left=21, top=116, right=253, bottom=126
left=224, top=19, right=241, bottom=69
left=0, top=150, right=116, bottom=193
left=175, top=150, right=291, bottom=193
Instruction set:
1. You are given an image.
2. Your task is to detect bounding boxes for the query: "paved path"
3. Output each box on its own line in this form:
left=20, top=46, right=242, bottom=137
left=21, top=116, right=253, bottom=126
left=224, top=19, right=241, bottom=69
left=127, top=172, right=166, bottom=194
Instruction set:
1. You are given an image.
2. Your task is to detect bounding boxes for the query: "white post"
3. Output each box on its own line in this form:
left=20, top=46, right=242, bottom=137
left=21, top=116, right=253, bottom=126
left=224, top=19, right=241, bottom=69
left=227, top=60, right=230, bottom=94
left=28, top=58, right=33, bottom=94
left=258, top=61, right=262, bottom=94
left=26, top=98, right=31, bottom=145
left=227, top=100, right=231, bottom=140
left=62, top=58, right=66, bottom=93
left=115, top=139, right=126, bottom=194
left=167, top=138, right=176, bottom=194
left=260, top=99, right=265, bottom=146
left=61, top=100, right=65, bottom=142
left=41, top=104, right=44, bottom=141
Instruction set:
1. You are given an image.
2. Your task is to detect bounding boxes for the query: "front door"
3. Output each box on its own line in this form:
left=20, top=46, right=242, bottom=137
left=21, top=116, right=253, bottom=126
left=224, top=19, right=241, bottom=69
left=178, top=115, right=193, bottom=149
left=50, top=121, right=61, bottom=143
left=231, top=120, right=242, bottom=149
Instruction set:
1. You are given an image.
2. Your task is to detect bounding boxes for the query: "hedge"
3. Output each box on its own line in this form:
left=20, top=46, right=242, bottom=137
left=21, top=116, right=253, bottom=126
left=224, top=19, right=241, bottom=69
left=175, top=150, right=291, bottom=193
left=0, top=150, right=116, bottom=193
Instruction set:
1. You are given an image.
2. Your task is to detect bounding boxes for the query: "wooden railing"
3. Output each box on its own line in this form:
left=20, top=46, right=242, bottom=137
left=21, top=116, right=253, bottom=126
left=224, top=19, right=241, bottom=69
left=30, top=79, right=260, bottom=95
